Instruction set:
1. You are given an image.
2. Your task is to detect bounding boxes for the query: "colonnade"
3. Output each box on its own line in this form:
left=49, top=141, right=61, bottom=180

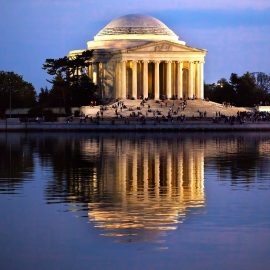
left=115, top=60, right=204, bottom=100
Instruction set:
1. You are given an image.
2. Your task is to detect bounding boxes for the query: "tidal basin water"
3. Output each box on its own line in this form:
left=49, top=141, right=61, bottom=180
left=1, top=132, right=270, bottom=270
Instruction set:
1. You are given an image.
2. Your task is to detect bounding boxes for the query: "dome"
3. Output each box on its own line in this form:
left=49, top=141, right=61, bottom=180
left=94, top=14, right=179, bottom=42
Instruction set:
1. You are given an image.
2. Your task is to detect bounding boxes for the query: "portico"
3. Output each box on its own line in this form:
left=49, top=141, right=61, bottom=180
left=115, top=57, right=204, bottom=100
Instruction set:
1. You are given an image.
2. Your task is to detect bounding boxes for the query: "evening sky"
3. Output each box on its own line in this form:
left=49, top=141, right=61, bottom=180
left=0, top=0, right=269, bottom=91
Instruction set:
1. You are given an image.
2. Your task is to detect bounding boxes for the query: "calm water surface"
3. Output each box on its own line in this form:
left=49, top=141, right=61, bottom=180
left=0, top=132, right=270, bottom=270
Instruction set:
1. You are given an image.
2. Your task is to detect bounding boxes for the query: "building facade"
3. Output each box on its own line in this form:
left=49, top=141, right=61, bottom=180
left=69, top=14, right=207, bottom=100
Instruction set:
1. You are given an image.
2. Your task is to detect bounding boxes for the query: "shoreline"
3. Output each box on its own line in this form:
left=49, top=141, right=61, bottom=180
left=2, top=120, right=270, bottom=132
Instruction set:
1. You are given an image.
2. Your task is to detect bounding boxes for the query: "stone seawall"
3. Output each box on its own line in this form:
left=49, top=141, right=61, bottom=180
left=1, top=121, right=270, bottom=132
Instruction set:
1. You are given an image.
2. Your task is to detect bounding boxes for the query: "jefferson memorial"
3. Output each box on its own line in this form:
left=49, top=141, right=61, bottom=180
left=69, top=14, right=207, bottom=100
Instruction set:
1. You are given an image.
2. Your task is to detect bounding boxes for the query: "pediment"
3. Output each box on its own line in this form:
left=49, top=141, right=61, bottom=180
left=126, top=41, right=205, bottom=53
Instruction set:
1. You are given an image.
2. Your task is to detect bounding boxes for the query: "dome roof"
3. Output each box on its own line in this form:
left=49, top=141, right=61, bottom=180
left=94, top=14, right=179, bottom=42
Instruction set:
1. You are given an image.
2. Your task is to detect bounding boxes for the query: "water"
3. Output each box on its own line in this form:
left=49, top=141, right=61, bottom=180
left=0, top=132, right=270, bottom=270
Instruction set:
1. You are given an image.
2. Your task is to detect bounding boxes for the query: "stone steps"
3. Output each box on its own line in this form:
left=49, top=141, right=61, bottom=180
left=96, top=99, right=252, bottom=118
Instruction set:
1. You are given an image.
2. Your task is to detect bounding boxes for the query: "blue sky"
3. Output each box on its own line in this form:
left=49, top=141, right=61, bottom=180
left=0, top=0, right=269, bottom=91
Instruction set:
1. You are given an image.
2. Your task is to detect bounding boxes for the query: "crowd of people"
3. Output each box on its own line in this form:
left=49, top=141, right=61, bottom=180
left=71, top=99, right=209, bottom=125
left=64, top=99, right=270, bottom=126
left=212, top=111, right=270, bottom=124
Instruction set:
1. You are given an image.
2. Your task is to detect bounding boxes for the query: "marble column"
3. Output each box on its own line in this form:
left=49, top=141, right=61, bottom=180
left=188, top=61, right=194, bottom=99
left=116, top=62, right=121, bottom=98
left=121, top=61, right=127, bottom=99
left=98, top=63, right=102, bottom=86
left=88, top=63, right=93, bottom=80
left=177, top=61, right=183, bottom=99
left=199, top=62, right=204, bottom=99
left=100, top=63, right=105, bottom=99
left=195, top=62, right=200, bottom=99
left=143, top=60, right=148, bottom=99
left=92, top=63, right=98, bottom=85
left=154, top=61, right=160, bottom=100
left=166, top=61, right=172, bottom=99
left=132, top=61, right=138, bottom=99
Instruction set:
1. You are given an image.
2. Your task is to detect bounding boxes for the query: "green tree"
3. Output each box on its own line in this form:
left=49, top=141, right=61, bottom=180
left=38, top=87, right=50, bottom=108
left=43, top=50, right=94, bottom=83
left=42, top=50, right=99, bottom=112
left=252, top=72, right=270, bottom=93
left=49, top=73, right=70, bottom=113
left=70, top=74, right=99, bottom=107
left=230, top=72, right=269, bottom=106
left=205, top=72, right=270, bottom=107
left=0, top=71, right=36, bottom=115
left=204, top=78, right=236, bottom=104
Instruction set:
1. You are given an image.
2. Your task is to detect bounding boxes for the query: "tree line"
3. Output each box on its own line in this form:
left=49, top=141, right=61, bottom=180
left=205, top=72, right=270, bottom=107
left=0, top=50, right=99, bottom=117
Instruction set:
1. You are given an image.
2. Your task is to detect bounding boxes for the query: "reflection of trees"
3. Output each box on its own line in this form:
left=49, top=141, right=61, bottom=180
left=36, top=135, right=102, bottom=203
left=0, top=134, right=34, bottom=194
left=205, top=134, right=270, bottom=186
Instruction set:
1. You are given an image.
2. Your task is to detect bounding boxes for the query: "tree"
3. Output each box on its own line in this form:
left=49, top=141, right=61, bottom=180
left=42, top=50, right=99, bottom=113
left=0, top=71, right=36, bottom=115
left=43, top=50, right=94, bottom=83
left=204, top=78, right=236, bottom=104
left=230, top=72, right=269, bottom=106
left=70, top=74, right=99, bottom=107
left=38, top=87, right=50, bottom=108
left=252, top=72, right=270, bottom=93
left=205, top=72, right=270, bottom=107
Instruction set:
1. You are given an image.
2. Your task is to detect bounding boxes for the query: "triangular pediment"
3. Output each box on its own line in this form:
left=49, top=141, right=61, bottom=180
left=126, top=41, right=205, bottom=53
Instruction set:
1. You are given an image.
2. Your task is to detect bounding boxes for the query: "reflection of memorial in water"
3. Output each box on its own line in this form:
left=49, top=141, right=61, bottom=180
left=87, top=138, right=205, bottom=240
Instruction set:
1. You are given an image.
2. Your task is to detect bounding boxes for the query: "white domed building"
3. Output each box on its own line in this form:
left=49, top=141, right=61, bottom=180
left=69, top=14, right=207, bottom=100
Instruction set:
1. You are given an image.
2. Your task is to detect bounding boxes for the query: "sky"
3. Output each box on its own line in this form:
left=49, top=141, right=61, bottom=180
left=0, top=0, right=269, bottom=91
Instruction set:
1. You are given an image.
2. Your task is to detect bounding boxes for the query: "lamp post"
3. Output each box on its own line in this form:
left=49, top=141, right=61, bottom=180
left=7, top=77, right=12, bottom=119
left=9, top=85, right=11, bottom=119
